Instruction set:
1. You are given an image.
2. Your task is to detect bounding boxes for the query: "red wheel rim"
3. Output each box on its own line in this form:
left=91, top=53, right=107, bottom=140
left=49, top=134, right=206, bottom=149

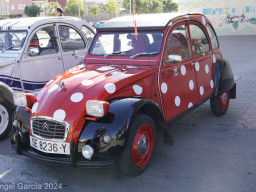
left=132, top=124, right=154, bottom=168
left=219, top=91, right=229, bottom=110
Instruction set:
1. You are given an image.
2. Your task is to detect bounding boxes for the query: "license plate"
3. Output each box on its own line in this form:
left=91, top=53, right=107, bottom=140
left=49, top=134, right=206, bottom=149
left=30, top=136, right=70, bottom=155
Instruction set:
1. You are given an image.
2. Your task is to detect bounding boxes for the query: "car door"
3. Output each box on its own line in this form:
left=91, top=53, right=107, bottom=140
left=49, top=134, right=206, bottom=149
left=57, top=24, right=87, bottom=71
left=21, top=24, right=64, bottom=91
left=189, top=22, right=214, bottom=101
left=160, top=21, right=199, bottom=121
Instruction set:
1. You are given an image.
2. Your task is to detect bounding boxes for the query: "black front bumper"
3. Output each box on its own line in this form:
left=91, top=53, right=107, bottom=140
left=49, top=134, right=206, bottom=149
left=11, top=133, right=115, bottom=168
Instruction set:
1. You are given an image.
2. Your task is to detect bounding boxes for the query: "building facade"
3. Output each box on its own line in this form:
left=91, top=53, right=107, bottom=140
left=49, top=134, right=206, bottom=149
left=9, top=0, right=33, bottom=15
left=179, top=0, right=256, bottom=35
left=48, top=0, right=67, bottom=9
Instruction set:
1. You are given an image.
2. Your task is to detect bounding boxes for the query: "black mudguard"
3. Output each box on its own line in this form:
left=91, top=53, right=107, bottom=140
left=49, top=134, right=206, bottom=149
left=214, top=57, right=236, bottom=98
left=78, top=98, right=173, bottom=159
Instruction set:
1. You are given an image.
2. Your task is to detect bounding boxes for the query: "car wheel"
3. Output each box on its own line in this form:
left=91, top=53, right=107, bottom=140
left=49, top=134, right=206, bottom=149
left=0, top=100, right=13, bottom=140
left=118, top=114, right=156, bottom=176
left=210, top=91, right=230, bottom=116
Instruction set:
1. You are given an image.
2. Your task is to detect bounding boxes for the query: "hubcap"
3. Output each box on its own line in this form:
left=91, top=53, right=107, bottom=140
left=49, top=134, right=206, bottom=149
left=0, top=104, right=9, bottom=135
left=219, top=91, right=229, bottom=110
left=137, top=134, right=149, bottom=157
left=132, top=124, right=154, bottom=168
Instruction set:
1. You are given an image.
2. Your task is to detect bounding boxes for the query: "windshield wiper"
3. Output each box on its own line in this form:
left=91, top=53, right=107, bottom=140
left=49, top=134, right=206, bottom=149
left=130, top=52, right=159, bottom=59
left=104, top=50, right=131, bottom=59
left=1, top=45, right=20, bottom=52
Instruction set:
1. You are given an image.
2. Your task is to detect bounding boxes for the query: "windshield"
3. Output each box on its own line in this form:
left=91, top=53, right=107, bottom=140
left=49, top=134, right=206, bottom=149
left=0, top=31, right=27, bottom=51
left=89, top=31, right=163, bottom=57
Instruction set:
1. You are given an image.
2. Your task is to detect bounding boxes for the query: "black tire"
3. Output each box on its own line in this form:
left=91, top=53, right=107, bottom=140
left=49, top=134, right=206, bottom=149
left=0, top=100, right=13, bottom=141
left=117, top=114, right=156, bottom=176
left=210, top=91, right=230, bottom=116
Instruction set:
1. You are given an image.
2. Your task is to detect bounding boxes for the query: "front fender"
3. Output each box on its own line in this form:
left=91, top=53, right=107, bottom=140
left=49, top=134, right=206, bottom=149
left=78, top=98, right=172, bottom=159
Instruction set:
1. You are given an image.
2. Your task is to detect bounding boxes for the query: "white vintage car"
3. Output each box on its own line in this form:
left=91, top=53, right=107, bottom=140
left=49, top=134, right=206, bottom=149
left=0, top=16, right=95, bottom=140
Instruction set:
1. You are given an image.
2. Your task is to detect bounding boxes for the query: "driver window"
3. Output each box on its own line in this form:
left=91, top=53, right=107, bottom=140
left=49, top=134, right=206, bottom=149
left=28, top=26, right=59, bottom=56
left=189, top=24, right=210, bottom=56
left=165, top=24, right=191, bottom=63
left=82, top=26, right=94, bottom=47
left=59, top=25, right=86, bottom=52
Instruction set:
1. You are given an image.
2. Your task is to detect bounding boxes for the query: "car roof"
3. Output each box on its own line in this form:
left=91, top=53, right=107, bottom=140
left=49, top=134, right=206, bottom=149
left=0, top=16, right=88, bottom=31
left=97, top=12, right=202, bottom=32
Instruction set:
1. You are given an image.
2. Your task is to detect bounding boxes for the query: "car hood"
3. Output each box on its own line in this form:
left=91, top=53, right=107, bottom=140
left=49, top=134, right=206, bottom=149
left=32, top=64, right=156, bottom=144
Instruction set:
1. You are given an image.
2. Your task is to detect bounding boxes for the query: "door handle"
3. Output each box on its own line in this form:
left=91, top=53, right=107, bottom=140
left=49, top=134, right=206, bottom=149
left=191, top=62, right=196, bottom=66
left=58, top=56, right=62, bottom=60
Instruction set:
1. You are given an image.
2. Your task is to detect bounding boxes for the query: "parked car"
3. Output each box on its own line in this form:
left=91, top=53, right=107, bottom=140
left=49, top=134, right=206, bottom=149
left=12, top=13, right=236, bottom=175
left=92, top=21, right=106, bottom=28
left=0, top=16, right=95, bottom=140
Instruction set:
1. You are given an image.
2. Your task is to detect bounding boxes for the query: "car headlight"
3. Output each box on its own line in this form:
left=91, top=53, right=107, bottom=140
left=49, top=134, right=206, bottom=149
left=13, top=92, right=36, bottom=107
left=86, top=100, right=110, bottom=117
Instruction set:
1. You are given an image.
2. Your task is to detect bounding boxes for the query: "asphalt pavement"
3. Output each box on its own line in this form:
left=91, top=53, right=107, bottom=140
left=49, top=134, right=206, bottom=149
left=0, top=35, right=256, bottom=192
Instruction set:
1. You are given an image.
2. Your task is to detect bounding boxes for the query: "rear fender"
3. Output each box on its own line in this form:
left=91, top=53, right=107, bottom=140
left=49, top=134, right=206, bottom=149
left=214, top=57, right=235, bottom=98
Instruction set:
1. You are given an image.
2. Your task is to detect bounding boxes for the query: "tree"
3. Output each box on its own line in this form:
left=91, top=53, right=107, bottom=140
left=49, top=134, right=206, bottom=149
left=89, top=5, right=100, bottom=17
left=163, top=0, right=178, bottom=12
left=44, top=2, right=61, bottom=16
left=64, top=0, right=84, bottom=17
left=122, top=0, right=178, bottom=14
left=24, top=5, right=41, bottom=17
left=102, top=0, right=121, bottom=18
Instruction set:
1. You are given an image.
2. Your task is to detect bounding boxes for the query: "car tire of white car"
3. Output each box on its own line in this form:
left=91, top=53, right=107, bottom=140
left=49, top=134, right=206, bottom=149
left=0, top=100, right=13, bottom=140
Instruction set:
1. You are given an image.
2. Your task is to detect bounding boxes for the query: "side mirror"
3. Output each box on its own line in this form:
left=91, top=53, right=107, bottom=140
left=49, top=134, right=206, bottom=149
left=28, top=47, right=39, bottom=56
left=165, top=55, right=182, bottom=64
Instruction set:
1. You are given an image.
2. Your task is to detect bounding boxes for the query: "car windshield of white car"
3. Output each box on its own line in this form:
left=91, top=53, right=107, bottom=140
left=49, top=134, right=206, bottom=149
left=0, top=30, right=27, bottom=51
left=89, top=31, right=163, bottom=57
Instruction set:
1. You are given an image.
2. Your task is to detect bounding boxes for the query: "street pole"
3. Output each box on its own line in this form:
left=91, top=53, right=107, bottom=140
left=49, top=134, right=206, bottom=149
left=129, top=0, right=131, bottom=15
left=116, top=0, right=118, bottom=17
left=83, top=0, right=86, bottom=20
left=161, top=0, right=163, bottom=13
left=78, top=0, right=81, bottom=18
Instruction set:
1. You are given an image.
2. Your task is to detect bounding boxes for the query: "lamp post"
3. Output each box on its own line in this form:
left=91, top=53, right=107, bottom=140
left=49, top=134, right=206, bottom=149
left=129, top=0, right=131, bottom=15
left=83, top=0, right=86, bottom=20
left=161, top=0, right=163, bottom=13
left=78, top=0, right=81, bottom=18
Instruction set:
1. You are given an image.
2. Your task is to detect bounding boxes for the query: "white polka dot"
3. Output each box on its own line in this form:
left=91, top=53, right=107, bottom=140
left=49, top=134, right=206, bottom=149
left=97, top=66, right=114, bottom=71
left=210, top=80, right=214, bottom=88
left=133, top=85, right=143, bottom=95
left=195, top=62, right=200, bottom=71
left=202, top=16, right=206, bottom=25
left=31, top=102, right=39, bottom=113
left=48, top=84, right=58, bottom=93
left=81, top=80, right=94, bottom=86
left=175, top=96, right=181, bottom=107
left=181, top=65, right=186, bottom=75
left=161, top=83, right=168, bottom=94
left=104, top=83, right=116, bottom=94
left=189, top=80, right=194, bottom=90
left=212, top=55, right=216, bottom=63
left=53, top=109, right=66, bottom=121
left=185, top=15, right=189, bottom=18
left=188, top=102, right=193, bottom=108
left=205, top=64, right=209, bottom=74
left=169, top=22, right=173, bottom=26
left=70, top=92, right=83, bottom=103
left=200, top=86, right=204, bottom=95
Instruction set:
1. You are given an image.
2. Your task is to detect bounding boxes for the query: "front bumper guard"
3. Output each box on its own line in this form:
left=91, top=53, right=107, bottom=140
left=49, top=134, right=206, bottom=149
left=11, top=132, right=115, bottom=168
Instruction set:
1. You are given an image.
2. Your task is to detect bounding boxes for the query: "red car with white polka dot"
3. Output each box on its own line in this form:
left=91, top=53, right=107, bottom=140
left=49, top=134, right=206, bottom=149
left=12, top=13, right=236, bottom=175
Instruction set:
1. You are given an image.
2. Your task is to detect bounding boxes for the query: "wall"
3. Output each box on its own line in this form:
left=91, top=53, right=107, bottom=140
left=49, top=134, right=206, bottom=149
left=178, top=0, right=256, bottom=35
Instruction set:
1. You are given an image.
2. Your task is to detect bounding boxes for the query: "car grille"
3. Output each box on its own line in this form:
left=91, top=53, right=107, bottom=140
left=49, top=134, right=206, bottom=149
left=31, top=117, right=69, bottom=141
